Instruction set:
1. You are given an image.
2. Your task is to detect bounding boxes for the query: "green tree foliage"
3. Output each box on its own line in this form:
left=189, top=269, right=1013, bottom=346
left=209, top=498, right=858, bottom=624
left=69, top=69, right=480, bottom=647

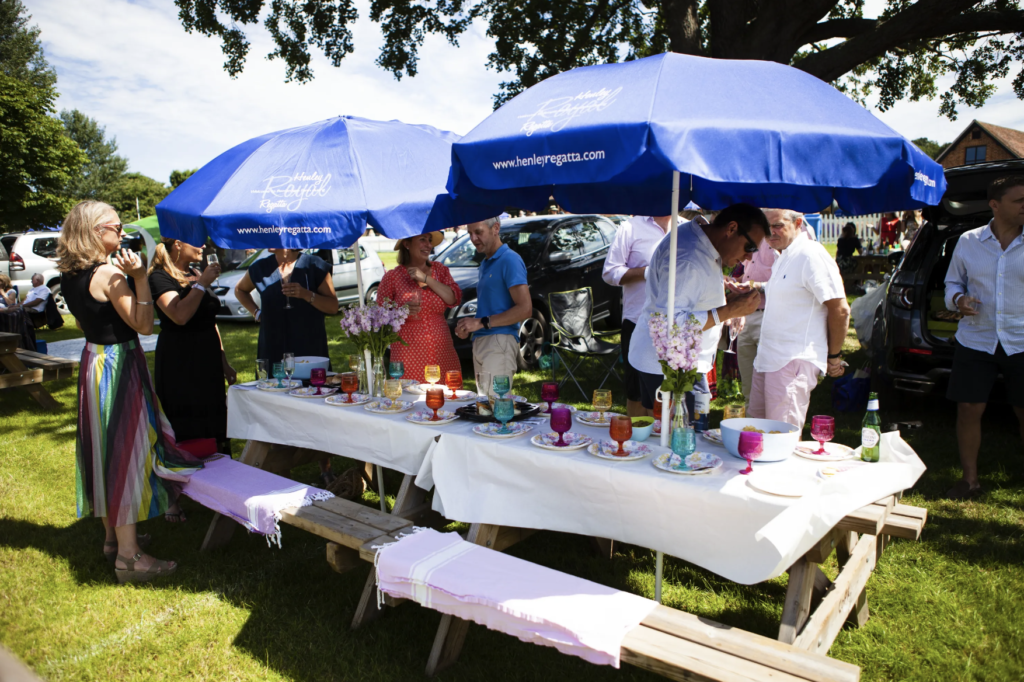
left=103, top=173, right=171, bottom=222
left=912, top=137, right=949, bottom=159
left=58, top=109, right=129, bottom=201
left=170, top=168, right=198, bottom=188
left=0, top=0, right=55, bottom=90
left=174, top=0, right=1024, bottom=117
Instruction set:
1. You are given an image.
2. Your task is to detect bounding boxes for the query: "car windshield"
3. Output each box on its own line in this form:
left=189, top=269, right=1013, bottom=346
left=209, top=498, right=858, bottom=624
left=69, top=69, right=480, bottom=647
left=437, top=220, right=554, bottom=268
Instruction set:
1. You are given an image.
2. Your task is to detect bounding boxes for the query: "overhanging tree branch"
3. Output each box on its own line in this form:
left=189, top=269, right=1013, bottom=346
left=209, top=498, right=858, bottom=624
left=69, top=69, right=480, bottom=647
left=801, top=9, right=1024, bottom=44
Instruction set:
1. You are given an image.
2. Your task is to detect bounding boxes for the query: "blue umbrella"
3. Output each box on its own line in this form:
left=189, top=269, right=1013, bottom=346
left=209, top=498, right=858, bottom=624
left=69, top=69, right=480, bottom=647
left=447, top=52, right=945, bottom=216
left=156, top=116, right=498, bottom=250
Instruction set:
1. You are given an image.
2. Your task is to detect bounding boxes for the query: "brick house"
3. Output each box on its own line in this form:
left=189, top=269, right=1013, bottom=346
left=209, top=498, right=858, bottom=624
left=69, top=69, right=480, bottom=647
left=936, top=120, right=1024, bottom=169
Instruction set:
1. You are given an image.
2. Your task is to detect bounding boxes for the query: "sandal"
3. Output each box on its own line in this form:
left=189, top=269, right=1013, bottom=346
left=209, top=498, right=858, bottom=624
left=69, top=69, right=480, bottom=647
left=947, top=479, right=983, bottom=501
left=320, top=471, right=337, bottom=487
left=104, top=533, right=151, bottom=564
left=164, top=504, right=187, bottom=523
left=114, top=552, right=177, bottom=584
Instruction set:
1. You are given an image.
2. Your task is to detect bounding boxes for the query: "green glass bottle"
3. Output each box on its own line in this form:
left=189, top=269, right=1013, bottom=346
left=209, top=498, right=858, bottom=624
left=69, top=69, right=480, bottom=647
left=861, top=392, right=881, bottom=462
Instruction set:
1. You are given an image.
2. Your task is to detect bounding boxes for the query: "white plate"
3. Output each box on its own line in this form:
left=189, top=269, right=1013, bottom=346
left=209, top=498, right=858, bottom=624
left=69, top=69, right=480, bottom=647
left=472, top=422, right=534, bottom=439
left=406, top=409, right=459, bottom=425
left=325, top=393, right=372, bottom=406
left=816, top=461, right=869, bottom=480
left=576, top=411, right=626, bottom=426
left=364, top=399, right=415, bottom=414
left=747, top=471, right=821, bottom=497
left=288, top=386, right=338, bottom=398
left=530, top=432, right=593, bottom=451
left=652, top=451, right=723, bottom=475
left=257, top=379, right=303, bottom=392
left=793, top=441, right=858, bottom=462
left=586, top=440, right=655, bottom=461
left=537, top=402, right=578, bottom=415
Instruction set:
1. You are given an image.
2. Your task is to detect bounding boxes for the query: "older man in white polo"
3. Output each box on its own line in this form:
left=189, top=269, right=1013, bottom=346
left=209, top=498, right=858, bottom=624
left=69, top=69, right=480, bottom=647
left=749, top=209, right=849, bottom=430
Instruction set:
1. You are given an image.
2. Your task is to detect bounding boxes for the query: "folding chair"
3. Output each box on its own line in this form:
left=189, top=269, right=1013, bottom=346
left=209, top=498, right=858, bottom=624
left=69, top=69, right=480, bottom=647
left=547, top=288, right=621, bottom=400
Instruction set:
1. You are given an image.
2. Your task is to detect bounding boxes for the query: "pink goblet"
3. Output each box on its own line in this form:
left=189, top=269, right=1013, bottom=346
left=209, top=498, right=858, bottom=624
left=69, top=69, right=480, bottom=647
left=541, top=382, right=559, bottom=412
left=737, top=431, right=763, bottom=475
left=550, top=406, right=572, bottom=447
left=810, top=416, right=835, bottom=455
left=309, top=368, right=327, bottom=395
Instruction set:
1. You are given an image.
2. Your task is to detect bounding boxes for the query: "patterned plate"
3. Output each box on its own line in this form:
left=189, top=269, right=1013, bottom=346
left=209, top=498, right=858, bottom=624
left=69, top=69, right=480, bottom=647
left=288, top=386, right=339, bottom=398
left=586, top=439, right=655, bottom=461
left=537, top=402, right=579, bottom=415
left=325, top=393, right=372, bottom=406
left=434, top=389, right=477, bottom=403
left=472, top=422, right=534, bottom=439
left=258, top=379, right=303, bottom=392
left=400, top=379, right=420, bottom=391
left=816, top=461, right=868, bottom=480
left=794, top=441, right=858, bottom=462
left=406, top=409, right=459, bottom=426
left=576, top=411, right=626, bottom=426
left=530, top=431, right=593, bottom=451
left=652, top=451, right=723, bottom=475
left=364, top=399, right=415, bottom=414
left=702, top=428, right=723, bottom=445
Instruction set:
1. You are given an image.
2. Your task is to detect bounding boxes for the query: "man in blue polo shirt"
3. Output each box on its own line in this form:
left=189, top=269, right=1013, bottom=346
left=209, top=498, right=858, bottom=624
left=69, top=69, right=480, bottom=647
left=455, top=217, right=532, bottom=392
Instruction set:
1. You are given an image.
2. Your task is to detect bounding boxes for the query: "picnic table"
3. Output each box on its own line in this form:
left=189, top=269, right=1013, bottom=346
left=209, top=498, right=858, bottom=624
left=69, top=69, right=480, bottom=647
left=842, top=255, right=893, bottom=286
left=215, top=384, right=926, bottom=674
left=0, top=331, right=78, bottom=409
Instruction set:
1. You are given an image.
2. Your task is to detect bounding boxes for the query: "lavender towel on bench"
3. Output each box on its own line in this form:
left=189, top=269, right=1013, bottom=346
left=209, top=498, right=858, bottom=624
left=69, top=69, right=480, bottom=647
left=374, top=528, right=657, bottom=667
left=180, top=455, right=333, bottom=547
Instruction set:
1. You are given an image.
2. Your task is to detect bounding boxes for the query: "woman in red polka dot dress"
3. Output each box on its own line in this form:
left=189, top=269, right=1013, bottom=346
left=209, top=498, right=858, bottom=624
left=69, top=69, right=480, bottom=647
left=378, top=232, right=462, bottom=383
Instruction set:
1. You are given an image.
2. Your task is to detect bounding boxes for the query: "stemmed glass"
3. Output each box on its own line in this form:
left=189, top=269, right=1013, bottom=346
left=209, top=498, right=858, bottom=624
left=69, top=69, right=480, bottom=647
left=310, top=368, right=327, bottom=395
left=592, top=389, right=612, bottom=423
left=738, top=431, right=764, bottom=475
left=408, top=289, right=421, bottom=319
left=282, top=353, right=295, bottom=387
left=810, top=415, right=835, bottom=455
left=445, top=370, right=462, bottom=399
left=492, top=375, right=511, bottom=398
left=282, top=267, right=293, bottom=310
left=384, top=379, right=404, bottom=410
left=425, top=387, right=445, bottom=421
left=256, top=359, right=268, bottom=382
left=493, top=396, right=515, bottom=434
left=725, top=321, right=739, bottom=354
left=206, top=253, right=219, bottom=287
left=389, top=361, right=404, bottom=383
left=340, top=372, right=358, bottom=402
left=609, top=415, right=633, bottom=456
left=272, top=362, right=285, bottom=388
left=541, top=382, right=559, bottom=412
left=550, top=407, right=572, bottom=447
left=424, top=365, right=441, bottom=387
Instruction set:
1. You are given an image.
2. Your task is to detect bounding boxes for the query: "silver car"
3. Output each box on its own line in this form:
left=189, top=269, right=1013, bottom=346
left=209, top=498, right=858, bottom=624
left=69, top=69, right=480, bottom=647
left=213, top=246, right=386, bottom=321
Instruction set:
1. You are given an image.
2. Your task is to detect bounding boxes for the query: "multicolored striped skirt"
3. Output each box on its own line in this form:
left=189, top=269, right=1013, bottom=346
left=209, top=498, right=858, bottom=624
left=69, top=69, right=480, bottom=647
left=76, top=339, right=203, bottom=527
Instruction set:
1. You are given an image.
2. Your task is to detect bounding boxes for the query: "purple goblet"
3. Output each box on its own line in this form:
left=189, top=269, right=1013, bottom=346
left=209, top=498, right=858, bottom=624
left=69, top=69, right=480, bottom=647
left=550, top=407, right=571, bottom=447
left=737, top=431, right=763, bottom=475
left=541, top=382, right=559, bottom=412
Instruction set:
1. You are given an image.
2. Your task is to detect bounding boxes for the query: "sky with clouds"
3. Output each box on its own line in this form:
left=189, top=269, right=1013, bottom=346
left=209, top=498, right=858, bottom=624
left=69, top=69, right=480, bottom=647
left=26, top=0, right=1024, bottom=186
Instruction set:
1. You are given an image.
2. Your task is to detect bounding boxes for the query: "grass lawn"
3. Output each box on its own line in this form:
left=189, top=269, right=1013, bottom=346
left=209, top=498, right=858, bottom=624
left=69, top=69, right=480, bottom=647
left=2, top=305, right=1023, bottom=681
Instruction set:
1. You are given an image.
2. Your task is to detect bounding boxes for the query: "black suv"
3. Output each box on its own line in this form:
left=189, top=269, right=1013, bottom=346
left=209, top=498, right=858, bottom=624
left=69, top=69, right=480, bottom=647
left=870, top=159, right=1023, bottom=401
left=434, top=214, right=623, bottom=369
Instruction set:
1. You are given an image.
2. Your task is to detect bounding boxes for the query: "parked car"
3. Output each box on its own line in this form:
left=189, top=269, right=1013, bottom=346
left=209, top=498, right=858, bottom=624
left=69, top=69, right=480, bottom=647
left=213, top=246, right=386, bottom=321
left=870, top=159, right=1022, bottom=403
left=434, top=214, right=623, bottom=369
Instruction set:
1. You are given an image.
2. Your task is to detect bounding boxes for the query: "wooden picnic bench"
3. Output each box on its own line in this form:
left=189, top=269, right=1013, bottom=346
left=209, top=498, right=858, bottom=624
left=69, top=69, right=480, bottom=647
left=0, top=332, right=78, bottom=409
left=841, top=255, right=892, bottom=287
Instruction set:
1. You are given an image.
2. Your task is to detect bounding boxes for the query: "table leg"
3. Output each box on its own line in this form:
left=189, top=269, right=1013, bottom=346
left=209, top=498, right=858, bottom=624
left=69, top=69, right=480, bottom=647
left=836, top=531, right=869, bottom=628
left=425, top=523, right=501, bottom=676
left=200, top=440, right=271, bottom=552
left=0, top=352, right=61, bottom=410
left=778, top=558, right=826, bottom=644
left=655, top=551, right=664, bottom=604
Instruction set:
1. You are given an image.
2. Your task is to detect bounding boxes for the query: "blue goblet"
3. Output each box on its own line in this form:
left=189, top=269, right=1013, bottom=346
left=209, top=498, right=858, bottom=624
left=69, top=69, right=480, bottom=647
left=493, top=397, right=515, bottom=435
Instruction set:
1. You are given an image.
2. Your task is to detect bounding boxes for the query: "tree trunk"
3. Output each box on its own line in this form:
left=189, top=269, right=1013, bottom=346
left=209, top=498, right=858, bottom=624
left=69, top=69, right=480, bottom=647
left=662, top=0, right=703, bottom=56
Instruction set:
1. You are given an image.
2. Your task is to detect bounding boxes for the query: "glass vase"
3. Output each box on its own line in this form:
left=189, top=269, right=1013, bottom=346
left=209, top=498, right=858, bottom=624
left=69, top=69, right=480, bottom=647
left=670, top=394, right=696, bottom=458
left=357, top=355, right=367, bottom=393
left=371, top=355, right=386, bottom=398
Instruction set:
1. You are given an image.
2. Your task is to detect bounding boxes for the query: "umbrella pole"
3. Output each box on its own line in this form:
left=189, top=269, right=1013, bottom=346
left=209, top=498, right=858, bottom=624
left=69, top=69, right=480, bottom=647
left=354, top=238, right=387, bottom=512
left=655, top=170, right=681, bottom=605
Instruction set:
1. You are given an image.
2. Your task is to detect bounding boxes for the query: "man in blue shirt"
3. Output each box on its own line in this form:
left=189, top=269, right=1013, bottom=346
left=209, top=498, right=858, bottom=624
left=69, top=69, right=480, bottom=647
left=455, top=217, right=532, bottom=392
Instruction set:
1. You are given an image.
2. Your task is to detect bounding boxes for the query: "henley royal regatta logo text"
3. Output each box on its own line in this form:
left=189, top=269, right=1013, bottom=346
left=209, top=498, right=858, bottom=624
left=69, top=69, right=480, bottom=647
left=251, top=172, right=332, bottom=212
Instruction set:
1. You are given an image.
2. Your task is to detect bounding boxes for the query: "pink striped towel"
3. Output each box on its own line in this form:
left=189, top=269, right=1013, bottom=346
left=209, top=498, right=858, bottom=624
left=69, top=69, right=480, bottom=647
left=180, top=455, right=333, bottom=547
left=374, top=528, right=656, bottom=667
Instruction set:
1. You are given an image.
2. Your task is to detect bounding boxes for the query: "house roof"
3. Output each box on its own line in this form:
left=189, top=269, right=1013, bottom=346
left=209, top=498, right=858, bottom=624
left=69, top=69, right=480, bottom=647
left=937, top=120, right=1024, bottom=162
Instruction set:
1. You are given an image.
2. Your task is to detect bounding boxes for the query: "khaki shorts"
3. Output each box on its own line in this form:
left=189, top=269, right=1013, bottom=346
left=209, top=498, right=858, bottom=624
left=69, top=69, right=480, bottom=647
left=473, top=334, right=519, bottom=394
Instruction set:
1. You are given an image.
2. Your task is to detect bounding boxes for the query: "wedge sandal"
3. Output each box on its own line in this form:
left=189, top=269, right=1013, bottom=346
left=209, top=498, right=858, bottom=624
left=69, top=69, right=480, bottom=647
left=114, top=553, right=177, bottom=584
left=104, top=533, right=151, bottom=564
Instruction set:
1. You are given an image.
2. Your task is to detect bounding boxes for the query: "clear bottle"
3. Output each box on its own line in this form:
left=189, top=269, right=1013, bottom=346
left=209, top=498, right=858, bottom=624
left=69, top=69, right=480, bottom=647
left=670, top=394, right=696, bottom=457
left=861, top=392, right=881, bottom=462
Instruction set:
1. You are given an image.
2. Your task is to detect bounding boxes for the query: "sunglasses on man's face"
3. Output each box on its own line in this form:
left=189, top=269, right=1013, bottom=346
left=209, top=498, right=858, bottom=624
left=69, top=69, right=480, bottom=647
left=740, top=230, right=760, bottom=253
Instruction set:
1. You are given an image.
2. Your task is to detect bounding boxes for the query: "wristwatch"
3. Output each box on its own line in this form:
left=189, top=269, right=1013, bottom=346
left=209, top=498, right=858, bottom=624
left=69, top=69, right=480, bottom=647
left=827, top=353, right=842, bottom=360
left=481, top=316, right=491, bottom=330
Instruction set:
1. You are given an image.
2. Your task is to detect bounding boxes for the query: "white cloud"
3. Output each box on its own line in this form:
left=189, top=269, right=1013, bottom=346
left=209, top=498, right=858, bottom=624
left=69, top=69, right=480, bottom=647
left=27, top=0, right=1023, bottom=185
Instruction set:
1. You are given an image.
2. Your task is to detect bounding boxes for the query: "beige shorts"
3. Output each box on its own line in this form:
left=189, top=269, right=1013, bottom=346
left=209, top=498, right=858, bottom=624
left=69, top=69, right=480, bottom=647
left=473, top=334, right=519, bottom=394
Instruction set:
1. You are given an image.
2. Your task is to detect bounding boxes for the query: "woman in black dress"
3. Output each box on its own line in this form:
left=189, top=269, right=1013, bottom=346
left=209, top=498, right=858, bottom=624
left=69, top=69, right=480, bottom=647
left=149, top=238, right=237, bottom=475
left=835, top=222, right=863, bottom=274
left=234, top=249, right=339, bottom=484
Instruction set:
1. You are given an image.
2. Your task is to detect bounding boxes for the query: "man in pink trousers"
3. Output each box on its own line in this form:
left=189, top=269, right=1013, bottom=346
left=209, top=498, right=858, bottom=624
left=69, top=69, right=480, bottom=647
left=748, top=209, right=850, bottom=431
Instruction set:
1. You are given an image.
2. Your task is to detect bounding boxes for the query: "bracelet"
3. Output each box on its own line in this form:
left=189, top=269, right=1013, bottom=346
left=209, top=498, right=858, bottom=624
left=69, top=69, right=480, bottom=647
left=827, top=353, right=842, bottom=360
left=193, top=283, right=206, bottom=294
left=137, top=300, right=153, bottom=306
left=952, top=293, right=963, bottom=307
left=710, top=307, right=721, bottom=326
left=310, top=292, right=316, bottom=305
left=254, top=309, right=261, bottom=321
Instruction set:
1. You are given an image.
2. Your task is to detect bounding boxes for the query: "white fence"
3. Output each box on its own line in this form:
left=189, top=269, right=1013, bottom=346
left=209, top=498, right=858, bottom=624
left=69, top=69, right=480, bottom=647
left=360, top=232, right=457, bottom=253
left=817, top=214, right=880, bottom=244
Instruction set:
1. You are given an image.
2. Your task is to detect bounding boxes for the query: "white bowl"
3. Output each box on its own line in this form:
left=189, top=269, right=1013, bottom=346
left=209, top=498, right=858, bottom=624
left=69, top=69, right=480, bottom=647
left=291, top=356, right=330, bottom=379
left=719, top=418, right=800, bottom=462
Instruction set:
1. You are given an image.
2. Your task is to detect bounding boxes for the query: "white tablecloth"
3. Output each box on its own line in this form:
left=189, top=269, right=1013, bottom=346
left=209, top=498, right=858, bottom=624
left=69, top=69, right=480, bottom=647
left=416, top=428, right=925, bottom=585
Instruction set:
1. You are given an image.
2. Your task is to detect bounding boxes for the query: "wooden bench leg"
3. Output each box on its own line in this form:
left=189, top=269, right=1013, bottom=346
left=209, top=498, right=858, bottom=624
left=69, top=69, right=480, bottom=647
left=425, top=523, right=501, bottom=676
left=591, top=537, right=614, bottom=559
left=200, top=440, right=271, bottom=552
left=0, top=353, right=61, bottom=409
left=836, top=531, right=870, bottom=628
left=779, top=558, right=824, bottom=644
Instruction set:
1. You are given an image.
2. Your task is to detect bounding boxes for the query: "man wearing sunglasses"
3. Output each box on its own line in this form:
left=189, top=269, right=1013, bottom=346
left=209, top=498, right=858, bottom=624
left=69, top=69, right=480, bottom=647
left=629, top=203, right=768, bottom=411
left=748, top=209, right=850, bottom=429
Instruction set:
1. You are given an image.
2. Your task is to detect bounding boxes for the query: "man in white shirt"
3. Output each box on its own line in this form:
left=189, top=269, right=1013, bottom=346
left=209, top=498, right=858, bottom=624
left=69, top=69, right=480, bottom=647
left=22, top=274, right=50, bottom=313
left=602, top=215, right=670, bottom=416
left=630, top=204, right=766, bottom=410
left=750, top=210, right=849, bottom=430
left=943, top=175, right=1024, bottom=500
